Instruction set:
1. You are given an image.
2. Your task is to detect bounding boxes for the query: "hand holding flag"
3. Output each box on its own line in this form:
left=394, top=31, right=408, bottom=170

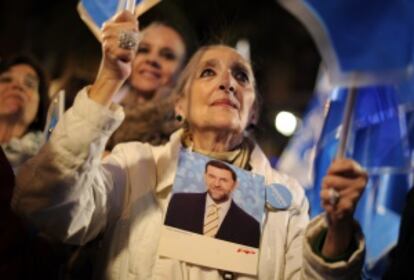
left=321, top=158, right=368, bottom=224
left=100, top=10, right=139, bottom=81
left=87, top=10, right=139, bottom=107
left=319, top=158, right=368, bottom=258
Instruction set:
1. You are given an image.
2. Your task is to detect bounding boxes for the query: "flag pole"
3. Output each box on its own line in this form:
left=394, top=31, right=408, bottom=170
left=336, top=87, right=357, bottom=158
left=116, top=0, right=135, bottom=13
left=326, top=86, right=357, bottom=219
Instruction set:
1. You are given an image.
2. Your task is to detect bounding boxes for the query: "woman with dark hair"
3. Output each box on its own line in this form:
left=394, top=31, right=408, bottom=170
left=0, top=55, right=49, bottom=169
left=0, top=55, right=67, bottom=280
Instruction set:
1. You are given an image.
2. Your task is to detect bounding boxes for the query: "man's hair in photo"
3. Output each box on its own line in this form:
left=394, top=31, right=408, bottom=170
left=205, top=160, right=237, bottom=181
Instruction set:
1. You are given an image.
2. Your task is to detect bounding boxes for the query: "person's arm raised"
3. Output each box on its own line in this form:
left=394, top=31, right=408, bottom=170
left=89, top=10, right=139, bottom=107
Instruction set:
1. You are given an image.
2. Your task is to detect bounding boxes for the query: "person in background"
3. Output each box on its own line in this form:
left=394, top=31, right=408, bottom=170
left=0, top=55, right=68, bottom=279
left=105, top=20, right=187, bottom=150
left=0, top=55, right=48, bottom=170
left=13, top=11, right=368, bottom=279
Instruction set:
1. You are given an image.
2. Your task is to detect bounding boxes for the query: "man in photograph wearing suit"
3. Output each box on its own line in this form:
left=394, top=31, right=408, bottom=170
left=165, top=160, right=260, bottom=248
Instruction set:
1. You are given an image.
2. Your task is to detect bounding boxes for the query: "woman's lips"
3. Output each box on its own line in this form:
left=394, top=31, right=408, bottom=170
left=2, top=91, right=25, bottom=103
left=211, top=98, right=239, bottom=109
left=138, top=69, right=161, bottom=79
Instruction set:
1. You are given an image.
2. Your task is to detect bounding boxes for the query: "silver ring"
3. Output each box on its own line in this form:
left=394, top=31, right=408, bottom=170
left=328, top=188, right=340, bottom=205
left=118, top=31, right=138, bottom=50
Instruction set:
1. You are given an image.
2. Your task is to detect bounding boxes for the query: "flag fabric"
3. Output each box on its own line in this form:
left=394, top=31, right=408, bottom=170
left=278, top=0, right=414, bottom=86
left=277, top=1, right=414, bottom=278
left=43, top=90, right=65, bottom=142
left=311, top=85, right=414, bottom=279
left=77, top=0, right=161, bottom=40
left=277, top=67, right=333, bottom=203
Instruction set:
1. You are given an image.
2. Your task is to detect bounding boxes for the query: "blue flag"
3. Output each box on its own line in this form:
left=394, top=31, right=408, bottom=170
left=311, top=86, right=414, bottom=278
left=278, top=0, right=414, bottom=86
left=277, top=1, right=414, bottom=277
left=77, top=0, right=161, bottom=39
left=278, top=67, right=333, bottom=199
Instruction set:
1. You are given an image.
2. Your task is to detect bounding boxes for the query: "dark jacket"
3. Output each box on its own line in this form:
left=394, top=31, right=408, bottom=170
left=0, top=147, right=68, bottom=279
left=383, top=187, right=414, bottom=280
left=164, top=192, right=261, bottom=248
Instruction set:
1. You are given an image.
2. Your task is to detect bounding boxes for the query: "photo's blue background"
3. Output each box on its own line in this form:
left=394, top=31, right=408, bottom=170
left=172, top=149, right=266, bottom=224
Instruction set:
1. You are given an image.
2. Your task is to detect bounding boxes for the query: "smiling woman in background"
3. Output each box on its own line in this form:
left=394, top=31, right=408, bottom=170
left=106, top=21, right=187, bottom=150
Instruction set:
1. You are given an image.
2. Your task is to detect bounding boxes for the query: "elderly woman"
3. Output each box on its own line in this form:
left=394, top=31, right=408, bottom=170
left=13, top=11, right=367, bottom=279
left=106, top=20, right=187, bottom=149
left=0, top=55, right=48, bottom=169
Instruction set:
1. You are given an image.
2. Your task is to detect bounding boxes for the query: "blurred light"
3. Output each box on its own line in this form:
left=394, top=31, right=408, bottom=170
left=236, top=39, right=250, bottom=61
left=275, top=111, right=299, bottom=136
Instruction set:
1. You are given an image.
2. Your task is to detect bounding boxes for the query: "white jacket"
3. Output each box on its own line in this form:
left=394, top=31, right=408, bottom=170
left=12, top=89, right=365, bottom=280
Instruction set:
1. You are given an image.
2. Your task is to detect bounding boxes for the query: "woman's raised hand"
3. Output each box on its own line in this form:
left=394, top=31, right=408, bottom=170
left=320, top=158, right=368, bottom=258
left=320, top=158, right=368, bottom=225
left=90, top=11, right=139, bottom=106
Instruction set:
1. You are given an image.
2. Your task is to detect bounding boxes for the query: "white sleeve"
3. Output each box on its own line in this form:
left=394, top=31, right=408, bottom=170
left=12, top=88, right=126, bottom=245
left=302, top=215, right=365, bottom=280
left=275, top=173, right=365, bottom=280
left=284, top=180, right=310, bottom=279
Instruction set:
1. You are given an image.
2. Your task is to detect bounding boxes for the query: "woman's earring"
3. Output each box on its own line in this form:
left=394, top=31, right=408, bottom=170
left=175, top=114, right=183, bottom=122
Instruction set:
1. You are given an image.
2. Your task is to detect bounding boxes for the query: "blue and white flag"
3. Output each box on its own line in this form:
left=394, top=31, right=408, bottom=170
left=311, top=86, right=414, bottom=278
left=77, top=0, right=161, bottom=40
left=277, top=66, right=333, bottom=207
left=277, top=1, right=414, bottom=277
left=278, top=0, right=414, bottom=86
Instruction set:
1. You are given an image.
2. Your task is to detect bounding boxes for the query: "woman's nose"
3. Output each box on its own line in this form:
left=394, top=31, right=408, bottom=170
left=219, top=84, right=235, bottom=93
left=10, top=77, right=24, bottom=91
left=145, top=52, right=161, bottom=69
left=219, top=72, right=236, bottom=93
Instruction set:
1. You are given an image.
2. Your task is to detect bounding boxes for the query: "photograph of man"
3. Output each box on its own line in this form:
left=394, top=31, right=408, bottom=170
left=165, top=160, right=261, bottom=248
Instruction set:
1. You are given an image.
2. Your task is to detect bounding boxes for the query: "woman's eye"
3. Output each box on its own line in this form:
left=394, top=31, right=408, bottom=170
left=234, top=70, right=249, bottom=84
left=137, top=46, right=149, bottom=54
left=200, top=68, right=215, bottom=77
left=24, top=77, right=39, bottom=90
left=160, top=49, right=177, bottom=61
left=0, top=75, right=12, bottom=83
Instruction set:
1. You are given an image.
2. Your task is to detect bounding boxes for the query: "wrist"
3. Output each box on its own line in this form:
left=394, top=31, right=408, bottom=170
left=329, top=215, right=353, bottom=232
left=322, top=216, right=354, bottom=258
left=89, top=76, right=124, bottom=107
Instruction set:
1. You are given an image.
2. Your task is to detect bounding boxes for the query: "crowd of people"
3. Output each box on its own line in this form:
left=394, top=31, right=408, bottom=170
left=0, top=6, right=411, bottom=280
